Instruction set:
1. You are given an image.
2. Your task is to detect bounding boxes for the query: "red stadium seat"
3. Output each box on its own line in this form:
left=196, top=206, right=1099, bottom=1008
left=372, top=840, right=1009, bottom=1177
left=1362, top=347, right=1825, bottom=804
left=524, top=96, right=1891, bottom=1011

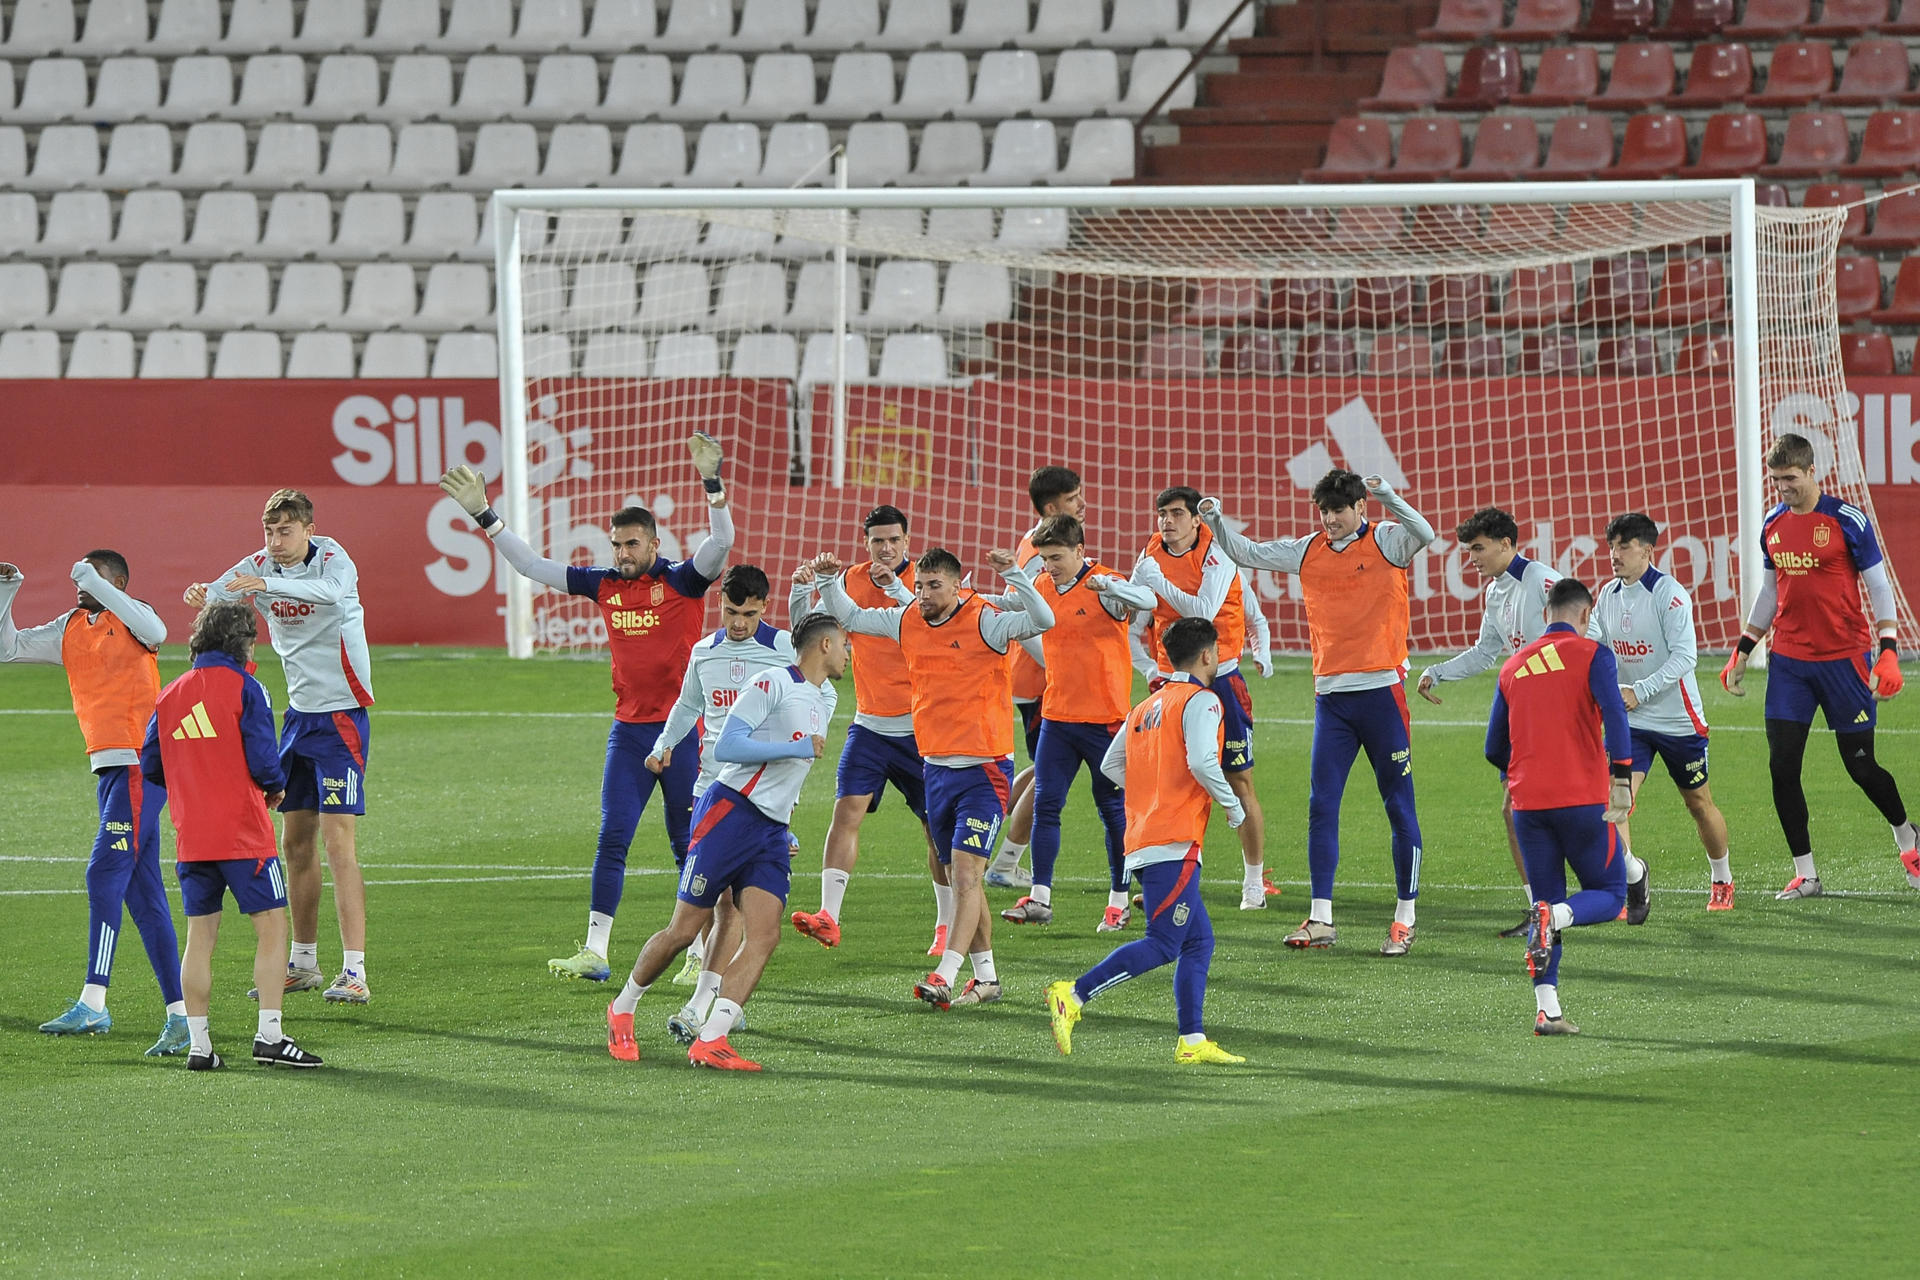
left=1839, top=332, right=1896, bottom=374
left=1439, top=335, right=1508, bottom=376
left=1859, top=186, right=1920, bottom=247
left=1491, top=262, right=1578, bottom=328
left=1869, top=254, right=1920, bottom=320
left=1367, top=335, right=1434, bottom=377
left=1262, top=279, right=1339, bottom=328
left=1141, top=329, right=1209, bottom=377
left=1686, top=112, right=1768, bottom=175
left=1643, top=257, right=1728, bottom=325
left=1748, top=41, right=1835, bottom=106
left=1514, top=47, right=1601, bottom=106
left=1670, top=43, right=1754, bottom=106
left=1729, top=0, right=1811, bottom=37
left=1518, top=332, right=1584, bottom=374
left=1412, top=203, right=1482, bottom=244
left=1347, top=276, right=1420, bottom=327
left=1181, top=279, right=1263, bottom=326
left=1805, top=181, right=1870, bottom=241
left=1839, top=110, right=1920, bottom=176
left=1326, top=205, right=1406, bottom=248
left=1440, top=46, right=1522, bottom=111
left=1673, top=334, right=1735, bottom=374
left=1825, top=38, right=1911, bottom=104
left=1420, top=274, right=1492, bottom=326
left=1834, top=253, right=1885, bottom=318
left=1596, top=334, right=1660, bottom=376
left=1759, top=111, right=1851, bottom=176
left=1577, top=0, right=1656, bottom=39
left=1581, top=257, right=1654, bottom=323
left=1391, top=118, right=1464, bottom=179
left=1304, top=118, right=1392, bottom=182
left=1806, top=0, right=1891, bottom=37
left=1292, top=332, right=1358, bottom=376
left=1419, top=0, right=1504, bottom=41
left=1455, top=115, right=1542, bottom=180
left=1506, top=0, right=1582, bottom=41
left=1219, top=330, right=1286, bottom=375
left=1610, top=113, right=1689, bottom=178
left=1595, top=43, right=1676, bottom=110
left=1484, top=204, right=1558, bottom=250
left=1757, top=181, right=1793, bottom=205
left=1654, top=0, right=1733, bottom=38
left=1538, top=114, right=1617, bottom=177
left=1359, top=47, right=1449, bottom=112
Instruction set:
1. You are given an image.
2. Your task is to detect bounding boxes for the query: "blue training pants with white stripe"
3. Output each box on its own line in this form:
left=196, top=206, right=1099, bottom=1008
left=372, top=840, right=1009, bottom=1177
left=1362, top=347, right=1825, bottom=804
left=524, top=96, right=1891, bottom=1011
left=87, top=765, right=183, bottom=1005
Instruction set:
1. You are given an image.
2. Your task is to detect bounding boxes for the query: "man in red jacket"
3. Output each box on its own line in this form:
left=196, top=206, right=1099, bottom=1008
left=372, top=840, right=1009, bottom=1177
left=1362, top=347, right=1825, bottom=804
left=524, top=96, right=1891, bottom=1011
left=141, top=603, right=323, bottom=1072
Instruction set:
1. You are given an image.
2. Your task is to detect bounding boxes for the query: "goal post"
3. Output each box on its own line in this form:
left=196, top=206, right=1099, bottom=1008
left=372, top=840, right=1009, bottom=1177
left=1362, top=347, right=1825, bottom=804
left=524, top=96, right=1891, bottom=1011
left=490, top=181, right=1912, bottom=660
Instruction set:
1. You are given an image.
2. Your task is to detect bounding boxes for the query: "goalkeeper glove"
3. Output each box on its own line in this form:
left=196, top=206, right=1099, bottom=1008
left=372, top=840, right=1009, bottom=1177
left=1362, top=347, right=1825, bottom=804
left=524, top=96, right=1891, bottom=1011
left=438, top=465, right=500, bottom=531
left=1719, top=638, right=1754, bottom=697
left=688, top=431, right=725, bottom=503
left=1602, top=778, right=1633, bottom=825
left=1872, top=644, right=1904, bottom=699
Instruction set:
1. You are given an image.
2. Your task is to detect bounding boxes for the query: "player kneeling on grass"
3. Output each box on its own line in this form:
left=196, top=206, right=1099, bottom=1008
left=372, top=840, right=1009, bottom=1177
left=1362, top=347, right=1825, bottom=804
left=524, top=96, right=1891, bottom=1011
left=606, top=612, right=847, bottom=1071
left=140, top=603, right=321, bottom=1071
left=1047, top=617, right=1247, bottom=1066
left=1484, top=580, right=1632, bottom=1038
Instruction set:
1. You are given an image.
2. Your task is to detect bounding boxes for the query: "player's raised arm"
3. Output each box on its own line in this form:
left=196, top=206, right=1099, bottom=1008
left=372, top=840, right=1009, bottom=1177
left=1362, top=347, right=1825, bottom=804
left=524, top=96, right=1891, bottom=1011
left=813, top=555, right=906, bottom=641
left=1365, top=476, right=1436, bottom=566
left=1132, top=536, right=1235, bottom=619
left=979, top=551, right=1055, bottom=644
left=193, top=553, right=261, bottom=607
left=71, top=559, right=166, bottom=648
left=240, top=542, right=357, bottom=607
left=438, top=463, right=572, bottom=591
left=1087, top=571, right=1159, bottom=615
left=686, top=432, right=736, bottom=581
left=1193, top=497, right=1312, bottom=574
left=0, top=565, right=68, bottom=664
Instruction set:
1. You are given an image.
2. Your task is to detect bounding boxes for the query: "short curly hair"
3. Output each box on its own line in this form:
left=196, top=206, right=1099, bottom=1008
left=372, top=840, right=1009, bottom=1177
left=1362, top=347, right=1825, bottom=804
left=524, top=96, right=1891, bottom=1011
left=189, top=602, right=258, bottom=664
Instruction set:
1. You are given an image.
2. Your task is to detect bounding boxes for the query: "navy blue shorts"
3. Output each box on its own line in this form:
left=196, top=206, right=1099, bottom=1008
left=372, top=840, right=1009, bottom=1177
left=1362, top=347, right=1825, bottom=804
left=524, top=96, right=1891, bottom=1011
left=925, top=759, right=1014, bottom=864
left=677, top=783, right=794, bottom=908
left=836, top=723, right=928, bottom=820
left=1017, top=699, right=1044, bottom=761
left=1216, top=668, right=1255, bottom=772
left=1765, top=652, right=1876, bottom=731
left=280, top=708, right=370, bottom=814
left=176, top=857, right=288, bottom=917
left=1630, top=728, right=1711, bottom=791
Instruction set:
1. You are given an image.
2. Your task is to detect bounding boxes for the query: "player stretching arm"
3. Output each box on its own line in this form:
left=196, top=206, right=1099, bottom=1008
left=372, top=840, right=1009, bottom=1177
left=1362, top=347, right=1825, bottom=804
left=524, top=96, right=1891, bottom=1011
left=1199, top=471, right=1435, bottom=956
left=437, top=436, right=735, bottom=980
left=815, top=547, right=1055, bottom=1010
left=1046, top=617, right=1249, bottom=1066
left=1720, top=433, right=1916, bottom=897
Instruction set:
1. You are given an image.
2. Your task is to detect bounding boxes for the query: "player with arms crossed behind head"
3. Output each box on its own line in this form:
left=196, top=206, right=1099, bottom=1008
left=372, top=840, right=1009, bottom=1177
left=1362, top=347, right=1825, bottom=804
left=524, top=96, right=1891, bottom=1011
left=788, top=505, right=952, bottom=955
left=606, top=611, right=848, bottom=1072
left=1721, top=433, right=1917, bottom=897
left=815, top=546, right=1056, bottom=1009
left=1485, top=579, right=1634, bottom=1037
left=1046, top=617, right=1247, bottom=1066
left=2, top=553, right=189, bottom=1053
left=1589, top=513, right=1735, bottom=912
left=438, top=436, right=735, bottom=979
left=186, top=490, right=373, bottom=1006
left=1201, top=471, right=1435, bottom=955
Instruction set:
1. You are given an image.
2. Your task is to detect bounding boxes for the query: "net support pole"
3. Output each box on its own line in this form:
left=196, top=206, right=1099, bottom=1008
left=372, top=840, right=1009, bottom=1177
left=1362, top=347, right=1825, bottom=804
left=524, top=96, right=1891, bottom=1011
left=1728, top=178, right=1765, bottom=664
left=830, top=153, right=850, bottom=489
left=492, top=194, right=534, bottom=659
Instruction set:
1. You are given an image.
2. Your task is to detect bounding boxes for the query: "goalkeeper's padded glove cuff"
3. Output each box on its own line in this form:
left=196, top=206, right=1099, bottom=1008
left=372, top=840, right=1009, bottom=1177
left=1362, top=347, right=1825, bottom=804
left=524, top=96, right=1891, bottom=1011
left=1610, top=763, right=1633, bottom=782
left=474, top=506, right=501, bottom=532
left=1881, top=637, right=1899, bottom=657
left=1736, top=634, right=1758, bottom=655
left=701, top=476, right=725, bottom=495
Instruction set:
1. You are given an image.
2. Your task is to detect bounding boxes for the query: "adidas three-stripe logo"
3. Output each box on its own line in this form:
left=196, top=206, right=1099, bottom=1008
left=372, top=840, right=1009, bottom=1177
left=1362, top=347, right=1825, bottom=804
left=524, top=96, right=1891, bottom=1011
left=170, top=701, right=218, bottom=740
left=1511, top=643, right=1567, bottom=680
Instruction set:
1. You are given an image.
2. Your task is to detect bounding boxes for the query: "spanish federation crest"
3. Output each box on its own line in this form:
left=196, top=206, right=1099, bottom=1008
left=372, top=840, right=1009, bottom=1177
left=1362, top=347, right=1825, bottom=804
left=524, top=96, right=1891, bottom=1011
left=650, top=582, right=666, bottom=605
left=690, top=874, right=708, bottom=897
left=1813, top=524, right=1831, bottom=548
left=1173, top=902, right=1191, bottom=927
left=729, top=659, right=747, bottom=684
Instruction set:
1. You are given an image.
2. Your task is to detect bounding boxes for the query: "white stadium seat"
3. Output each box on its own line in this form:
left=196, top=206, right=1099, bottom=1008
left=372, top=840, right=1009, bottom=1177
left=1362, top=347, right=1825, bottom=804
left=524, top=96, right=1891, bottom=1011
left=50, top=263, right=125, bottom=327
left=93, top=56, right=163, bottom=117
left=449, top=54, right=526, bottom=121
left=708, top=261, right=789, bottom=331
left=67, top=330, right=136, bottom=378
left=508, top=0, right=585, bottom=51
left=597, top=55, right=675, bottom=122
left=651, top=332, right=721, bottom=377
left=959, top=50, right=1042, bottom=119
left=877, top=332, right=949, bottom=384
left=925, top=206, right=995, bottom=246
left=157, top=55, right=235, bottom=120
left=1179, top=0, right=1258, bottom=45
left=74, top=0, right=149, bottom=56
left=951, top=0, right=1032, bottom=50
left=783, top=261, right=860, bottom=331
left=549, top=209, right=625, bottom=256
left=178, top=121, right=249, bottom=185
left=403, top=192, right=480, bottom=258
left=980, top=119, right=1060, bottom=184
left=290, top=0, right=367, bottom=52
left=845, top=121, right=910, bottom=186
left=198, top=261, right=273, bottom=327
left=997, top=206, right=1069, bottom=250
left=666, top=53, right=745, bottom=121
left=739, top=53, right=816, bottom=122
left=1041, top=49, right=1122, bottom=118
left=541, top=122, right=614, bottom=185
left=695, top=215, right=776, bottom=260
left=0, top=264, right=52, bottom=326
left=1056, top=118, right=1136, bottom=183
left=0, top=63, right=12, bottom=114
left=114, top=189, right=188, bottom=255
left=359, top=332, right=429, bottom=378
left=0, top=195, right=39, bottom=255
left=579, top=332, right=649, bottom=377
left=123, top=262, right=201, bottom=328
left=438, top=0, right=514, bottom=50
left=342, top=262, right=420, bottom=330
left=730, top=332, right=798, bottom=379
left=152, top=0, right=224, bottom=55
left=38, top=191, right=113, bottom=256
left=307, top=54, right=382, bottom=119
left=523, top=332, right=576, bottom=377
left=284, top=331, right=356, bottom=377
left=863, top=260, right=940, bottom=329
left=888, top=51, right=968, bottom=120
left=735, top=0, right=809, bottom=46
left=330, top=191, right=406, bottom=258
left=237, top=54, right=308, bottom=114
left=635, top=262, right=712, bottom=330
left=798, top=332, right=870, bottom=386
left=902, top=121, right=983, bottom=185
left=381, top=123, right=461, bottom=188
left=183, top=190, right=260, bottom=256
left=562, top=262, right=640, bottom=331
left=755, top=121, right=830, bottom=186
left=1102, top=0, right=1181, bottom=47
left=1034, top=0, right=1105, bottom=45
left=939, top=261, right=1014, bottom=326
left=15, top=58, right=89, bottom=123
left=246, top=121, right=321, bottom=188
left=819, top=53, right=896, bottom=121
left=0, top=127, right=25, bottom=183
left=265, top=260, right=344, bottom=329
left=626, top=210, right=702, bottom=259
left=22, top=123, right=100, bottom=189
left=658, top=0, right=734, bottom=52
left=5, top=1, right=77, bottom=58
left=221, top=0, right=296, bottom=54
left=212, top=330, right=285, bottom=377
left=527, top=54, right=601, bottom=120
left=579, top=0, right=657, bottom=49
left=139, top=329, right=209, bottom=378
left=314, top=122, right=392, bottom=189
left=103, top=123, right=175, bottom=185
left=678, top=122, right=760, bottom=187
left=431, top=332, right=497, bottom=378
left=368, top=0, right=442, bottom=52
left=260, top=190, right=335, bottom=257
left=410, top=263, right=494, bottom=330
left=800, top=0, right=881, bottom=50
left=0, top=330, right=63, bottom=378
left=381, top=52, right=455, bottom=121
left=460, top=121, right=540, bottom=190
left=1123, top=48, right=1198, bottom=112
left=857, top=206, right=926, bottom=244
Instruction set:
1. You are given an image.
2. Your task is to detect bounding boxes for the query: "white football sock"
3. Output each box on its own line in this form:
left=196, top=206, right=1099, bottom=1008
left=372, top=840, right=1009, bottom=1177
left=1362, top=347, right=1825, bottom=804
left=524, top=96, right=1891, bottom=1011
left=819, top=868, right=850, bottom=918
left=1549, top=902, right=1574, bottom=932
left=1180, top=1032, right=1207, bottom=1046
left=991, top=840, right=1028, bottom=871
left=685, top=928, right=706, bottom=966
left=79, top=983, right=107, bottom=1013
left=342, top=949, right=365, bottom=978
left=1623, top=851, right=1646, bottom=884
left=699, top=998, right=741, bottom=1042
left=584, top=913, right=613, bottom=960
left=289, top=941, right=318, bottom=970
left=1309, top=897, right=1333, bottom=925
left=1030, top=883, right=1052, bottom=907
left=1535, top=984, right=1562, bottom=1017
left=1244, top=861, right=1265, bottom=888
left=1895, top=822, right=1918, bottom=854
left=1107, top=890, right=1130, bottom=911
left=934, top=949, right=965, bottom=984
left=611, top=979, right=647, bottom=1016
left=1792, top=853, right=1818, bottom=880
left=165, top=1000, right=186, bottom=1017
left=689, top=970, right=723, bottom=1020
left=187, top=1015, right=212, bottom=1056
left=932, top=881, right=955, bottom=929
left=1709, top=855, right=1732, bottom=883
left=968, top=950, right=997, bottom=983
left=256, top=1008, right=283, bottom=1044
left=1393, top=898, right=1416, bottom=927
left=1521, top=881, right=1534, bottom=907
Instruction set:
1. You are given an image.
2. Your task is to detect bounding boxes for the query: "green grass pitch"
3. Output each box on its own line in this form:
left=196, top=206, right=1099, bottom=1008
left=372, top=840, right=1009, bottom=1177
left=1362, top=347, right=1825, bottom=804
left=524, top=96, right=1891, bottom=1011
left=2, top=650, right=1916, bottom=1276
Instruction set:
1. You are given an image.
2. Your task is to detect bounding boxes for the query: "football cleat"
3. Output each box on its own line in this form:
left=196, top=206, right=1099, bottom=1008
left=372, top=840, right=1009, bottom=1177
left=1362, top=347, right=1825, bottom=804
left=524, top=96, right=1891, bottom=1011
left=688, top=1035, right=761, bottom=1071
left=1263, top=874, right=1283, bottom=897
left=548, top=945, right=611, bottom=982
left=666, top=1009, right=701, bottom=1046
left=1097, top=906, right=1130, bottom=933
left=950, top=978, right=1002, bottom=1006
left=1045, top=979, right=1081, bottom=1055
left=926, top=924, right=949, bottom=957
left=248, top=963, right=325, bottom=1000
left=1283, top=919, right=1336, bottom=949
left=1239, top=883, right=1268, bottom=911
left=1900, top=848, right=1920, bottom=891
left=252, top=1036, right=323, bottom=1068
left=1624, top=860, right=1651, bottom=925
left=791, top=909, right=841, bottom=948
left=1707, top=881, right=1736, bottom=911
left=1524, top=901, right=1555, bottom=979
left=1001, top=896, right=1053, bottom=925
left=1174, top=1039, right=1246, bottom=1065
left=1380, top=922, right=1416, bottom=957
left=608, top=1006, right=639, bottom=1061
left=145, top=1013, right=192, bottom=1057
left=1533, top=1011, right=1580, bottom=1036
left=913, top=973, right=953, bottom=1010
left=1497, top=916, right=1532, bottom=938
left=984, top=864, right=1034, bottom=889
left=1131, top=893, right=1145, bottom=909
left=670, top=949, right=702, bottom=987
left=186, top=1050, right=225, bottom=1072
left=38, top=1000, right=111, bottom=1036
left=322, top=969, right=369, bottom=1004
left=1775, top=875, right=1824, bottom=900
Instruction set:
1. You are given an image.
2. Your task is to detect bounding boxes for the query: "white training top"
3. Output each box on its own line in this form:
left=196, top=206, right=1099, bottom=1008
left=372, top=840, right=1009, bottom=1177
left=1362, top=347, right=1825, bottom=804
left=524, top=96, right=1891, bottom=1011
left=712, top=665, right=838, bottom=824
left=1422, top=554, right=1562, bottom=687
left=1587, top=567, right=1711, bottom=738
left=656, top=621, right=797, bottom=797
left=206, top=535, right=373, bottom=714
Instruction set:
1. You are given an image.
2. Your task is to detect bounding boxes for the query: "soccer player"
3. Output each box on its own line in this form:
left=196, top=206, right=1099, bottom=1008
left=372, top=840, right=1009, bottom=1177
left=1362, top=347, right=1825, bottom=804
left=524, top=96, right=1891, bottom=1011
left=2, top=555, right=188, bottom=1054
left=1589, top=513, right=1735, bottom=911
left=1199, top=472, right=1435, bottom=955
left=1046, top=617, right=1247, bottom=1065
left=437, top=438, right=735, bottom=978
left=1485, top=579, right=1634, bottom=1037
left=988, top=465, right=1088, bottom=891
left=605, top=611, right=847, bottom=1071
left=1132, top=486, right=1271, bottom=910
left=814, top=546, right=1056, bottom=1009
left=185, top=489, right=374, bottom=1005
left=1721, top=433, right=1916, bottom=897
left=647, top=564, right=795, bottom=1041
left=787, top=504, right=950, bottom=954
left=140, top=603, right=322, bottom=1070
left=1415, top=507, right=1574, bottom=937
left=993, top=514, right=1157, bottom=930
